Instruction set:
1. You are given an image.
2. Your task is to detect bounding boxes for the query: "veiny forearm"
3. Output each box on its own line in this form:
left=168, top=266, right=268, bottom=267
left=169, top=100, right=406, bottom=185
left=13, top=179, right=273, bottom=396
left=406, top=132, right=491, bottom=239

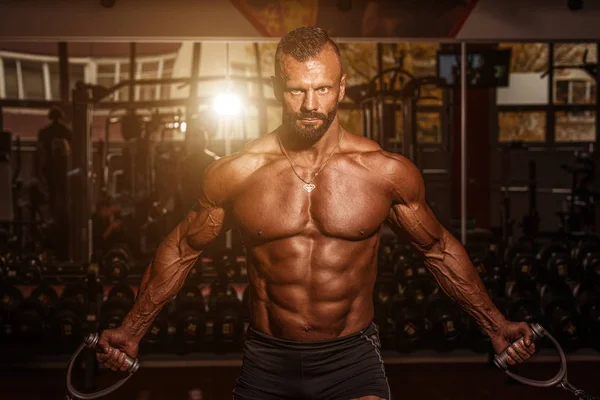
left=423, top=229, right=507, bottom=337
left=120, top=228, right=202, bottom=341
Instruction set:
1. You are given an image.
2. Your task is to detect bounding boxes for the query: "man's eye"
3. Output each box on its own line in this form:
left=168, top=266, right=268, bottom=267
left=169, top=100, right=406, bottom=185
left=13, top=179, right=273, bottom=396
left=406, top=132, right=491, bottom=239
left=290, top=89, right=302, bottom=95
left=318, top=87, right=329, bottom=94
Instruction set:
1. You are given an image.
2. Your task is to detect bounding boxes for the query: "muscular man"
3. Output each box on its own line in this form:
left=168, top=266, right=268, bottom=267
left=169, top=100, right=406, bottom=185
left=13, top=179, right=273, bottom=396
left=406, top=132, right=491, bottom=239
left=97, top=28, right=535, bottom=400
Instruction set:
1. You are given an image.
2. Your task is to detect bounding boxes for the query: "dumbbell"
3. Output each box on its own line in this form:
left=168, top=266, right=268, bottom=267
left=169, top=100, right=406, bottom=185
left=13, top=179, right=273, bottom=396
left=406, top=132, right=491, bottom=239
left=373, top=281, right=400, bottom=349
left=102, top=245, right=131, bottom=283
left=424, top=289, right=462, bottom=352
left=242, top=285, right=251, bottom=337
left=572, top=283, right=600, bottom=351
left=539, top=282, right=581, bottom=351
left=1, top=284, right=23, bottom=341
left=505, top=280, right=540, bottom=325
left=392, top=302, right=425, bottom=353
left=536, top=241, right=572, bottom=282
left=187, top=257, right=203, bottom=284
left=51, top=284, right=86, bottom=351
left=18, top=254, right=46, bottom=285
left=14, top=284, right=58, bottom=345
left=208, top=277, right=243, bottom=352
left=377, top=236, right=399, bottom=277
left=505, top=238, right=538, bottom=283
left=394, top=253, right=428, bottom=286
left=141, top=307, right=169, bottom=353
left=213, top=249, right=240, bottom=281
left=572, top=236, right=600, bottom=285
left=399, top=279, right=433, bottom=308
left=175, top=285, right=206, bottom=354
left=99, top=284, right=135, bottom=330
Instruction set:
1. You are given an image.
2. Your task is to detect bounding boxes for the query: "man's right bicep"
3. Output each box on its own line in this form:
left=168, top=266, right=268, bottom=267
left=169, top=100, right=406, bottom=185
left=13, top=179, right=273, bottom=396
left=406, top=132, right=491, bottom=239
left=178, top=199, right=227, bottom=254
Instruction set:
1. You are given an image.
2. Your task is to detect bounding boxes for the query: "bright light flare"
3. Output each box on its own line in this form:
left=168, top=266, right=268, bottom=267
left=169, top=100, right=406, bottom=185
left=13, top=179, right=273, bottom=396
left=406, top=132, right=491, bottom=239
left=213, top=93, right=242, bottom=116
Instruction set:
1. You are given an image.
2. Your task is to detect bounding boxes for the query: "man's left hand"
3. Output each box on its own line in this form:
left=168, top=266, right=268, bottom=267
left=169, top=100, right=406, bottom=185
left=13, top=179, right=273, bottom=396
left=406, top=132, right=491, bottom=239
left=489, top=321, right=536, bottom=365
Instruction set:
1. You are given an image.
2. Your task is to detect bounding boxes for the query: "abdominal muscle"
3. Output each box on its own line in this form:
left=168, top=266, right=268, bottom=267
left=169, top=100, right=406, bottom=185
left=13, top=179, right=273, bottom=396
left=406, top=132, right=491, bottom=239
left=245, top=236, right=379, bottom=342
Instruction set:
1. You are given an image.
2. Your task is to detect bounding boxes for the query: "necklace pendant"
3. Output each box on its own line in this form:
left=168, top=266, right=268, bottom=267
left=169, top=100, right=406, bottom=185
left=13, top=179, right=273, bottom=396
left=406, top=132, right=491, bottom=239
left=303, top=183, right=316, bottom=192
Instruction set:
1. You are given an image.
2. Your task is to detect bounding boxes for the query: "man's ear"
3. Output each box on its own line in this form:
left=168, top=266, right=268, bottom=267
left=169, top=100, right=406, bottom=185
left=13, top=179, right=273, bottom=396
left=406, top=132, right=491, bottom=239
left=338, top=73, right=347, bottom=102
left=271, top=76, right=283, bottom=103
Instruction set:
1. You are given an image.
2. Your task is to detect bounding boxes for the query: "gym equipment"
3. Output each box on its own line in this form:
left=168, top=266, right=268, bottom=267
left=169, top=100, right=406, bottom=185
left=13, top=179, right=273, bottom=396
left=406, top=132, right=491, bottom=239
left=1, top=284, right=23, bottom=341
left=425, top=289, right=462, bottom=352
left=52, top=284, right=87, bottom=350
left=505, top=280, right=540, bottom=325
left=494, top=323, right=598, bottom=400
left=208, top=274, right=244, bottom=352
left=101, top=244, right=131, bottom=283
left=0, top=131, right=14, bottom=224
left=558, top=151, right=597, bottom=234
left=572, top=283, right=600, bottom=351
left=505, top=237, right=538, bottom=283
left=13, top=284, right=58, bottom=344
left=536, top=240, right=572, bottom=282
left=140, top=307, right=168, bottom=353
left=377, top=236, right=399, bottom=277
left=66, top=333, right=139, bottom=400
left=394, top=252, right=428, bottom=286
left=392, top=301, right=425, bottom=353
left=18, top=253, right=45, bottom=284
left=175, top=285, right=206, bottom=353
left=241, top=284, right=251, bottom=337
left=572, top=235, right=600, bottom=285
left=540, top=282, right=581, bottom=351
left=99, top=284, right=135, bottom=331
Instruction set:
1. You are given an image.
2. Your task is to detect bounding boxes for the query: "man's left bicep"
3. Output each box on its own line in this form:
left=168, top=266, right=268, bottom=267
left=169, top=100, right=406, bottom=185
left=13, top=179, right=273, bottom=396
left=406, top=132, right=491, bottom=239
left=386, top=200, right=444, bottom=253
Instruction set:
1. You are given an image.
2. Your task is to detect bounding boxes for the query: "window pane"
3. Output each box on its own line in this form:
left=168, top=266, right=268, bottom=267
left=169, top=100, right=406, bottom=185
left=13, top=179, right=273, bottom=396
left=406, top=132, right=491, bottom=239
left=48, top=63, right=60, bottom=100
left=553, top=68, right=596, bottom=105
left=3, top=59, right=19, bottom=98
left=21, top=60, right=45, bottom=99
left=497, top=43, right=549, bottom=105
left=339, top=42, right=378, bottom=87
left=498, top=111, right=546, bottom=142
left=160, top=58, right=175, bottom=99
left=139, top=61, right=159, bottom=101
left=118, top=62, right=130, bottom=102
left=417, top=112, right=442, bottom=144
left=96, top=63, right=116, bottom=101
left=554, top=43, right=597, bottom=65
left=229, top=43, right=258, bottom=78
left=555, top=111, right=596, bottom=142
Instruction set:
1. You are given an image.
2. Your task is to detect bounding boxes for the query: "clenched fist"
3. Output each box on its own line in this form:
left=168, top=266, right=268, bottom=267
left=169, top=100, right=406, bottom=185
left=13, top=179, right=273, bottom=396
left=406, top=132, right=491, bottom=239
left=96, top=327, right=139, bottom=372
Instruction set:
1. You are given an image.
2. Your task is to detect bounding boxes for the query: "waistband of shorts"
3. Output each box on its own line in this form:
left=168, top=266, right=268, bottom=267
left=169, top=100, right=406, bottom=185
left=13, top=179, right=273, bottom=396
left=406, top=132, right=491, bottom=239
left=246, top=321, right=377, bottom=351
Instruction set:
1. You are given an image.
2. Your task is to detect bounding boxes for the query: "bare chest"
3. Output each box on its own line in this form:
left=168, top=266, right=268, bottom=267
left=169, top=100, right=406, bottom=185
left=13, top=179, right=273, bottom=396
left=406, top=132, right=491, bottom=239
left=231, top=159, right=392, bottom=242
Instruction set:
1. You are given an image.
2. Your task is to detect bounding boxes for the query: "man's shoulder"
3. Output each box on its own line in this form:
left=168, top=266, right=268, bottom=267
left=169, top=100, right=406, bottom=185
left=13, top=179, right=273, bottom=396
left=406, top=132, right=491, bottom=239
left=202, top=135, right=276, bottom=203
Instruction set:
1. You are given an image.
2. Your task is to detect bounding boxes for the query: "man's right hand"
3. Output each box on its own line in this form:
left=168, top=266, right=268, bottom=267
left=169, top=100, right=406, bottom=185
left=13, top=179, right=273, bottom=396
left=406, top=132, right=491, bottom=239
left=96, top=327, right=140, bottom=372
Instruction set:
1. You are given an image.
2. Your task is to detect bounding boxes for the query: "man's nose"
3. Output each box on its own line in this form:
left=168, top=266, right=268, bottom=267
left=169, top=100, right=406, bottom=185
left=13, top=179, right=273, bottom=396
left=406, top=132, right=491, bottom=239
left=301, top=91, right=318, bottom=112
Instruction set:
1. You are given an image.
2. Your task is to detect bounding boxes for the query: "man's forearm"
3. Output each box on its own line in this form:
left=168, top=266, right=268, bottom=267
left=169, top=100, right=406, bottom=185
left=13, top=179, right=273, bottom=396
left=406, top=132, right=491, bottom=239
left=120, top=236, right=201, bottom=342
left=423, top=229, right=507, bottom=337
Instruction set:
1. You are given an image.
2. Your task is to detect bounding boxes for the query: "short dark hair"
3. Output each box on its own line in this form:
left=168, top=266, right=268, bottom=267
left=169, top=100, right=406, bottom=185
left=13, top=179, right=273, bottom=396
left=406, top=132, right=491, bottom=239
left=275, top=27, right=342, bottom=79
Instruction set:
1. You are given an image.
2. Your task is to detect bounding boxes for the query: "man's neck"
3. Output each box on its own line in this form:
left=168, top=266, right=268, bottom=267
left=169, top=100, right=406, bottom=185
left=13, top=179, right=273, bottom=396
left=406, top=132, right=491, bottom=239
left=278, top=121, right=342, bottom=165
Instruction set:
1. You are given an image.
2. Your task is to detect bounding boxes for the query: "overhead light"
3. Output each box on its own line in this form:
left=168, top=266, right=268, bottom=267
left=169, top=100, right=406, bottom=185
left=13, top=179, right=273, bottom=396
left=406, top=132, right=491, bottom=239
left=180, top=121, right=187, bottom=133
left=213, top=93, right=242, bottom=116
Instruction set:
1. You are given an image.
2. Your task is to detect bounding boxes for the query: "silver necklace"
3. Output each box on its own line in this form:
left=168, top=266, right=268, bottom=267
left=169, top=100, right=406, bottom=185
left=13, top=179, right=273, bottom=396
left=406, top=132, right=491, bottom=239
left=277, top=128, right=344, bottom=192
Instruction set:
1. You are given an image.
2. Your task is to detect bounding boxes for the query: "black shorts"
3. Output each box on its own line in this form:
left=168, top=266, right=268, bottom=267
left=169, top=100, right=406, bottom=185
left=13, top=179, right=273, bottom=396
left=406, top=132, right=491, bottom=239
left=232, top=322, right=391, bottom=400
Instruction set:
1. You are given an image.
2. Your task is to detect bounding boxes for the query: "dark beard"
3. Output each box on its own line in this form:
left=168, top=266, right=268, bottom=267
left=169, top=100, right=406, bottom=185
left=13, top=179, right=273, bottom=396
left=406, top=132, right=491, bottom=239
left=282, top=105, right=338, bottom=142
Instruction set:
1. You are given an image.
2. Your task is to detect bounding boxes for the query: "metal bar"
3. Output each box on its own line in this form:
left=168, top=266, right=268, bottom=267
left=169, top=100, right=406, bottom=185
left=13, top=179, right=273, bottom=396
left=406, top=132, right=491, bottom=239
left=253, top=43, right=267, bottom=136
left=129, top=43, right=136, bottom=102
left=58, top=42, right=69, bottom=104
left=188, top=42, right=201, bottom=113
left=460, top=42, right=467, bottom=245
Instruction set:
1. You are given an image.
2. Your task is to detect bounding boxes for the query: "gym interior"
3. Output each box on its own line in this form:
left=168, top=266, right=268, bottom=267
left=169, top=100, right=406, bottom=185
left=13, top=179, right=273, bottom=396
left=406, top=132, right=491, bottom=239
left=1, top=1, right=600, bottom=399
